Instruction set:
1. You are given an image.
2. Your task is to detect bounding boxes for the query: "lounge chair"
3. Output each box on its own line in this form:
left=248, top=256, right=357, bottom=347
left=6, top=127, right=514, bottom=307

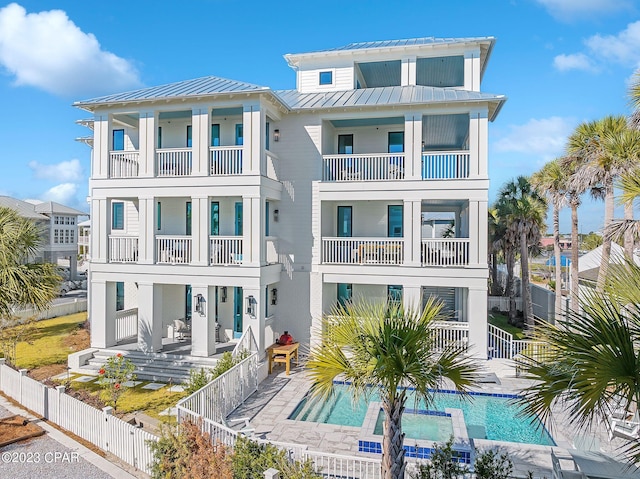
left=550, top=450, right=586, bottom=479
left=609, top=411, right=640, bottom=441
left=222, top=415, right=255, bottom=437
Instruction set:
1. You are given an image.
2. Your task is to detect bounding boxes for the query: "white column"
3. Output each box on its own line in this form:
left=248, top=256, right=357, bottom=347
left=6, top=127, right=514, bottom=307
left=243, top=287, right=264, bottom=355
left=91, top=198, right=107, bottom=263
left=464, top=49, right=481, bottom=91
left=242, top=196, right=261, bottom=266
left=469, top=201, right=479, bottom=266
left=468, top=109, right=488, bottom=179
left=190, top=196, right=208, bottom=266
left=191, top=285, right=216, bottom=357
left=138, top=110, right=157, bottom=177
left=404, top=114, right=422, bottom=180
left=90, top=280, right=116, bottom=348
left=242, top=104, right=262, bottom=174
left=404, top=200, right=421, bottom=266
left=401, top=56, right=416, bottom=86
left=477, top=200, right=488, bottom=268
left=403, top=285, right=422, bottom=314
left=467, top=288, right=488, bottom=359
left=309, top=272, right=323, bottom=348
left=137, top=283, right=163, bottom=353
left=191, top=108, right=210, bottom=176
left=311, top=183, right=321, bottom=270
left=138, top=196, right=155, bottom=264
left=94, top=115, right=109, bottom=179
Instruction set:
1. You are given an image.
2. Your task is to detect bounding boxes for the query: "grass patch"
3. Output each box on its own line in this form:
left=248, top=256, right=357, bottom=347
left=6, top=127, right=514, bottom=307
left=488, top=312, right=525, bottom=340
left=11, top=313, right=89, bottom=370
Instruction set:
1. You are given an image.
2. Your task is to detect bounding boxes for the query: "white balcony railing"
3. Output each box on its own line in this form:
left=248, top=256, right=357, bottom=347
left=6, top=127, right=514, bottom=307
left=209, top=146, right=243, bottom=175
left=322, top=237, right=404, bottom=265
left=322, top=153, right=405, bottom=181
left=109, top=151, right=140, bottom=178
left=209, top=236, right=242, bottom=265
left=78, top=235, right=90, bottom=246
left=115, top=308, right=138, bottom=343
left=109, top=235, right=139, bottom=263
left=421, top=151, right=470, bottom=179
left=421, top=238, right=469, bottom=266
left=157, top=235, right=192, bottom=264
left=266, top=237, right=278, bottom=264
left=156, top=148, right=192, bottom=176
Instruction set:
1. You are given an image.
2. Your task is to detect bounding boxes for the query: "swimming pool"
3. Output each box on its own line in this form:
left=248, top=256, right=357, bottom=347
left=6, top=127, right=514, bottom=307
left=289, top=383, right=555, bottom=446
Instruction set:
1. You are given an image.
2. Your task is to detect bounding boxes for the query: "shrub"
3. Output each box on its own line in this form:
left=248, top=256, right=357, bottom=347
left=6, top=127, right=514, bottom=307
left=97, top=353, right=136, bottom=410
left=474, top=448, right=513, bottom=479
left=185, top=368, right=213, bottom=395
left=411, top=437, right=469, bottom=479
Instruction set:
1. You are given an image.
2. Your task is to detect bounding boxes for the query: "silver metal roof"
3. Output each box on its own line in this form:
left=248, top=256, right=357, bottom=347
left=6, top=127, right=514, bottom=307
left=34, top=201, right=87, bottom=216
left=317, top=36, right=495, bottom=53
left=74, top=76, right=269, bottom=109
left=0, top=197, right=49, bottom=220
left=274, top=85, right=506, bottom=121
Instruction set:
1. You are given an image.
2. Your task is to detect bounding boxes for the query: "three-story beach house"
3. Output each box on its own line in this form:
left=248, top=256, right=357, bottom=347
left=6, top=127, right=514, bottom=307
left=75, top=36, right=505, bottom=359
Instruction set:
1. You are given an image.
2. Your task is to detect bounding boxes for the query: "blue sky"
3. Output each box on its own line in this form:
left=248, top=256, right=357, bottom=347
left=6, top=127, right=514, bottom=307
left=0, top=0, right=639, bottom=234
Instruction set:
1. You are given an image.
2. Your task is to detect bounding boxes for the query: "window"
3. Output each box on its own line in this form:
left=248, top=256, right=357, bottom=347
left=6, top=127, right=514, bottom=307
left=186, top=125, right=192, bottom=147
left=157, top=126, right=162, bottom=148
left=388, top=205, right=403, bottom=237
left=211, top=124, right=220, bottom=147
left=70, top=230, right=75, bottom=243
left=337, top=206, right=352, bottom=237
left=319, top=71, right=333, bottom=85
left=65, top=217, right=70, bottom=225
left=338, top=134, right=353, bottom=155
left=112, top=129, right=124, bottom=151
left=211, top=202, right=219, bottom=235
left=185, top=285, right=192, bottom=321
left=186, top=201, right=192, bottom=236
left=388, top=285, right=403, bottom=305
left=112, top=202, right=124, bottom=230
left=116, top=282, right=124, bottom=312
left=235, top=202, right=243, bottom=236
left=235, top=124, right=243, bottom=146
left=265, top=201, right=270, bottom=237
left=337, top=283, right=352, bottom=308
left=70, top=218, right=75, bottom=225
left=54, top=216, right=60, bottom=225
left=53, top=230, right=59, bottom=244
left=388, top=132, right=404, bottom=153
left=157, top=202, right=161, bottom=231
left=64, top=230, right=70, bottom=244
left=265, top=121, right=270, bottom=151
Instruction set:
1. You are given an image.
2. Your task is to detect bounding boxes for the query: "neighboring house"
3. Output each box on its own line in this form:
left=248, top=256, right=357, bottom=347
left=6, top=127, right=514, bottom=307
left=75, top=36, right=505, bottom=358
left=578, top=243, right=640, bottom=289
left=78, top=219, right=91, bottom=260
left=539, top=237, right=571, bottom=250
left=0, top=196, right=87, bottom=278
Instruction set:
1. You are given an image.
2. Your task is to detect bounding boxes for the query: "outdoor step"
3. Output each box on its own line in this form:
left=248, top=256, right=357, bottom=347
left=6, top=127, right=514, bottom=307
left=87, top=356, right=217, bottom=369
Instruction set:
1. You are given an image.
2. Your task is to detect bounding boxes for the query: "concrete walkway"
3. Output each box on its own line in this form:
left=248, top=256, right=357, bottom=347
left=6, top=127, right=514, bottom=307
left=0, top=394, right=145, bottom=479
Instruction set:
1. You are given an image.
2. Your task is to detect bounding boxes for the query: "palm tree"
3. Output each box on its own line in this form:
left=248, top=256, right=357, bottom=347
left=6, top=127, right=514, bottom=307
left=306, top=299, right=479, bottom=479
left=488, top=207, right=504, bottom=296
left=566, top=116, right=631, bottom=291
left=0, top=207, right=61, bottom=319
left=531, top=159, right=567, bottom=322
left=497, top=177, right=547, bottom=329
left=493, top=196, right=519, bottom=324
left=518, top=259, right=640, bottom=463
left=608, top=171, right=640, bottom=245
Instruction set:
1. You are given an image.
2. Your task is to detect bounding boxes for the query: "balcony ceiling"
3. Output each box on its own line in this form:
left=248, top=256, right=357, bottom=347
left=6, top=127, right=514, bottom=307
left=423, top=114, right=469, bottom=150
left=331, top=116, right=404, bottom=128
left=356, top=60, right=401, bottom=88
left=416, top=56, right=464, bottom=88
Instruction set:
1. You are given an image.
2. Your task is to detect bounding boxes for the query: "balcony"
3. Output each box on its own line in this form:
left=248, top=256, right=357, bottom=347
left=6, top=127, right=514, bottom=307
left=156, top=148, right=192, bottom=176
left=157, top=235, right=192, bottom=264
left=322, top=238, right=404, bottom=265
left=322, top=154, right=405, bottom=182
left=109, top=151, right=140, bottom=178
left=421, top=151, right=469, bottom=180
left=209, top=147, right=243, bottom=175
left=109, top=235, right=139, bottom=263
left=209, top=236, right=243, bottom=265
left=421, top=238, right=469, bottom=267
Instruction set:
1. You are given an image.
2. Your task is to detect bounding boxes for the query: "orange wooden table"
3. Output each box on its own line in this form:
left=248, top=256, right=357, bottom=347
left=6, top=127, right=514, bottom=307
left=267, top=342, right=299, bottom=375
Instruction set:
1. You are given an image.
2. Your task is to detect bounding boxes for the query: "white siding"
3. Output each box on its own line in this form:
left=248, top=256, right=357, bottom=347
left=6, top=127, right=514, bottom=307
left=298, top=66, right=354, bottom=93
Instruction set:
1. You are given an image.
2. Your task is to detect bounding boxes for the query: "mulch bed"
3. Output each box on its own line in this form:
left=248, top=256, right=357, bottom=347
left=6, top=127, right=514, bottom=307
left=0, top=415, right=45, bottom=447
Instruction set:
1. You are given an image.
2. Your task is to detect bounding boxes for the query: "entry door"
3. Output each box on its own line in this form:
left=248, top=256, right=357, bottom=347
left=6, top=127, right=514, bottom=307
left=185, top=285, right=192, bottom=321
left=337, top=206, right=352, bottom=237
left=338, top=134, right=354, bottom=154
left=235, top=202, right=243, bottom=236
left=233, top=287, right=243, bottom=338
left=337, top=283, right=352, bottom=308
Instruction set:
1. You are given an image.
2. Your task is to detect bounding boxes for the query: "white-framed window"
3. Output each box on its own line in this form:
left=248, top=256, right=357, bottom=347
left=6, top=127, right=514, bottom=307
left=70, top=230, right=75, bottom=243
left=70, top=217, right=75, bottom=225
left=65, top=217, right=70, bottom=225
left=53, top=230, right=59, bottom=244
left=319, top=70, right=333, bottom=85
left=54, top=216, right=60, bottom=225
left=64, top=230, right=70, bottom=244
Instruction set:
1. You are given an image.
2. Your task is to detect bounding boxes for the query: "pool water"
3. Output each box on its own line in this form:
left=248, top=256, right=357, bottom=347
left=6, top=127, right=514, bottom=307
left=289, top=384, right=555, bottom=446
left=373, top=410, right=454, bottom=442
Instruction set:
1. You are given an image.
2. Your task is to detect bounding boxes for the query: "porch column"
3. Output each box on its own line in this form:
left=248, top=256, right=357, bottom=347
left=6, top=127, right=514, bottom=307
left=191, top=108, right=210, bottom=176
left=468, top=201, right=479, bottom=266
left=477, top=200, right=488, bottom=268
left=191, top=196, right=209, bottom=266
left=468, top=109, right=488, bottom=179
left=137, top=283, right=163, bottom=353
left=138, top=196, right=155, bottom=264
left=90, top=280, right=116, bottom=348
left=242, top=195, right=261, bottom=266
left=94, top=115, right=109, bottom=179
left=243, top=287, right=264, bottom=357
left=138, top=110, right=157, bottom=177
left=404, top=200, right=421, bottom=266
left=309, top=272, right=324, bottom=348
left=401, top=56, right=416, bottom=86
left=404, top=114, right=422, bottom=180
left=403, top=285, right=422, bottom=314
left=242, top=103, right=263, bottom=175
left=464, top=49, right=481, bottom=91
left=91, top=198, right=107, bottom=263
left=467, top=288, right=488, bottom=359
left=191, top=285, right=216, bottom=357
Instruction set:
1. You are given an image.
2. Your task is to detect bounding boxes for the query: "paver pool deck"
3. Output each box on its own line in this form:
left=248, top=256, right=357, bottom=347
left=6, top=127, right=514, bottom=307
left=230, top=358, right=634, bottom=478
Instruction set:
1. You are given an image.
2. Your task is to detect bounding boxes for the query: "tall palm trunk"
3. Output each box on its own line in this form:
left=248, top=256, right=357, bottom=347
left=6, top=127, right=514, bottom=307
left=506, top=248, right=516, bottom=324
left=490, top=253, right=500, bottom=295
left=596, top=184, right=615, bottom=292
left=521, top=230, right=534, bottom=329
left=381, top=397, right=405, bottom=479
left=552, top=205, right=562, bottom=321
left=570, top=200, right=580, bottom=313
left=625, top=200, right=635, bottom=259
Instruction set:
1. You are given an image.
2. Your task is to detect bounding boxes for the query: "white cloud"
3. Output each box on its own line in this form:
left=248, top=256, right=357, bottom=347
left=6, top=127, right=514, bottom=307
left=553, top=53, right=596, bottom=72
left=492, top=116, right=575, bottom=159
left=0, top=3, right=141, bottom=97
left=584, top=21, right=640, bottom=67
left=28, top=159, right=83, bottom=182
left=41, top=183, right=78, bottom=206
left=535, top=0, right=634, bottom=21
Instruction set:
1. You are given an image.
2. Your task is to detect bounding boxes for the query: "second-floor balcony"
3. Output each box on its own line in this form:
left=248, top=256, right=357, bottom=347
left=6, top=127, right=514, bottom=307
left=157, top=235, right=192, bottom=264
left=157, top=148, right=192, bottom=176
left=209, top=146, right=243, bottom=175
left=421, top=238, right=470, bottom=266
left=109, top=235, right=139, bottom=263
left=322, top=237, right=404, bottom=265
left=209, top=236, right=243, bottom=265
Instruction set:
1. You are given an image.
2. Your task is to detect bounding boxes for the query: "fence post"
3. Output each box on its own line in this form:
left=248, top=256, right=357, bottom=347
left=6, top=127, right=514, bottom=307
left=56, top=385, right=65, bottom=424
left=103, top=406, right=113, bottom=451
left=264, top=468, right=280, bottom=479
left=19, top=369, right=27, bottom=404
left=0, top=358, right=5, bottom=389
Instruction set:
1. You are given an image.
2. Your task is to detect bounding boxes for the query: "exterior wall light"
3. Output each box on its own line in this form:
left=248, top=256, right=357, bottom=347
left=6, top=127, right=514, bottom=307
left=271, top=288, right=278, bottom=305
left=273, top=209, right=279, bottom=222
left=274, top=129, right=280, bottom=142
left=220, top=287, right=227, bottom=303
left=195, top=293, right=206, bottom=316
left=246, top=295, right=256, bottom=317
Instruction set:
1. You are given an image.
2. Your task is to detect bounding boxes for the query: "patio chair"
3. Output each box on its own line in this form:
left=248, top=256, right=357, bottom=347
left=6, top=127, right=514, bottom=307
left=222, top=415, right=255, bottom=437
left=550, top=450, right=586, bottom=479
left=609, top=411, right=640, bottom=441
left=173, top=319, right=191, bottom=341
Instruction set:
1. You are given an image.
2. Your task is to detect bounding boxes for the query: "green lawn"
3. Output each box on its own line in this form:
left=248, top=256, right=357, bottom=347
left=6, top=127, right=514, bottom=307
left=488, top=312, right=525, bottom=340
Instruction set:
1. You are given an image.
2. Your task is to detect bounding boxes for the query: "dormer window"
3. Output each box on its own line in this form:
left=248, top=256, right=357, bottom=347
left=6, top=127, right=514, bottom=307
left=319, top=71, right=333, bottom=85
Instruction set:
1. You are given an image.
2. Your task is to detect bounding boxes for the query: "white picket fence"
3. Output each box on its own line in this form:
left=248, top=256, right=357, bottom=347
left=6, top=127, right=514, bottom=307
left=0, top=360, right=157, bottom=475
left=12, top=299, right=88, bottom=321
